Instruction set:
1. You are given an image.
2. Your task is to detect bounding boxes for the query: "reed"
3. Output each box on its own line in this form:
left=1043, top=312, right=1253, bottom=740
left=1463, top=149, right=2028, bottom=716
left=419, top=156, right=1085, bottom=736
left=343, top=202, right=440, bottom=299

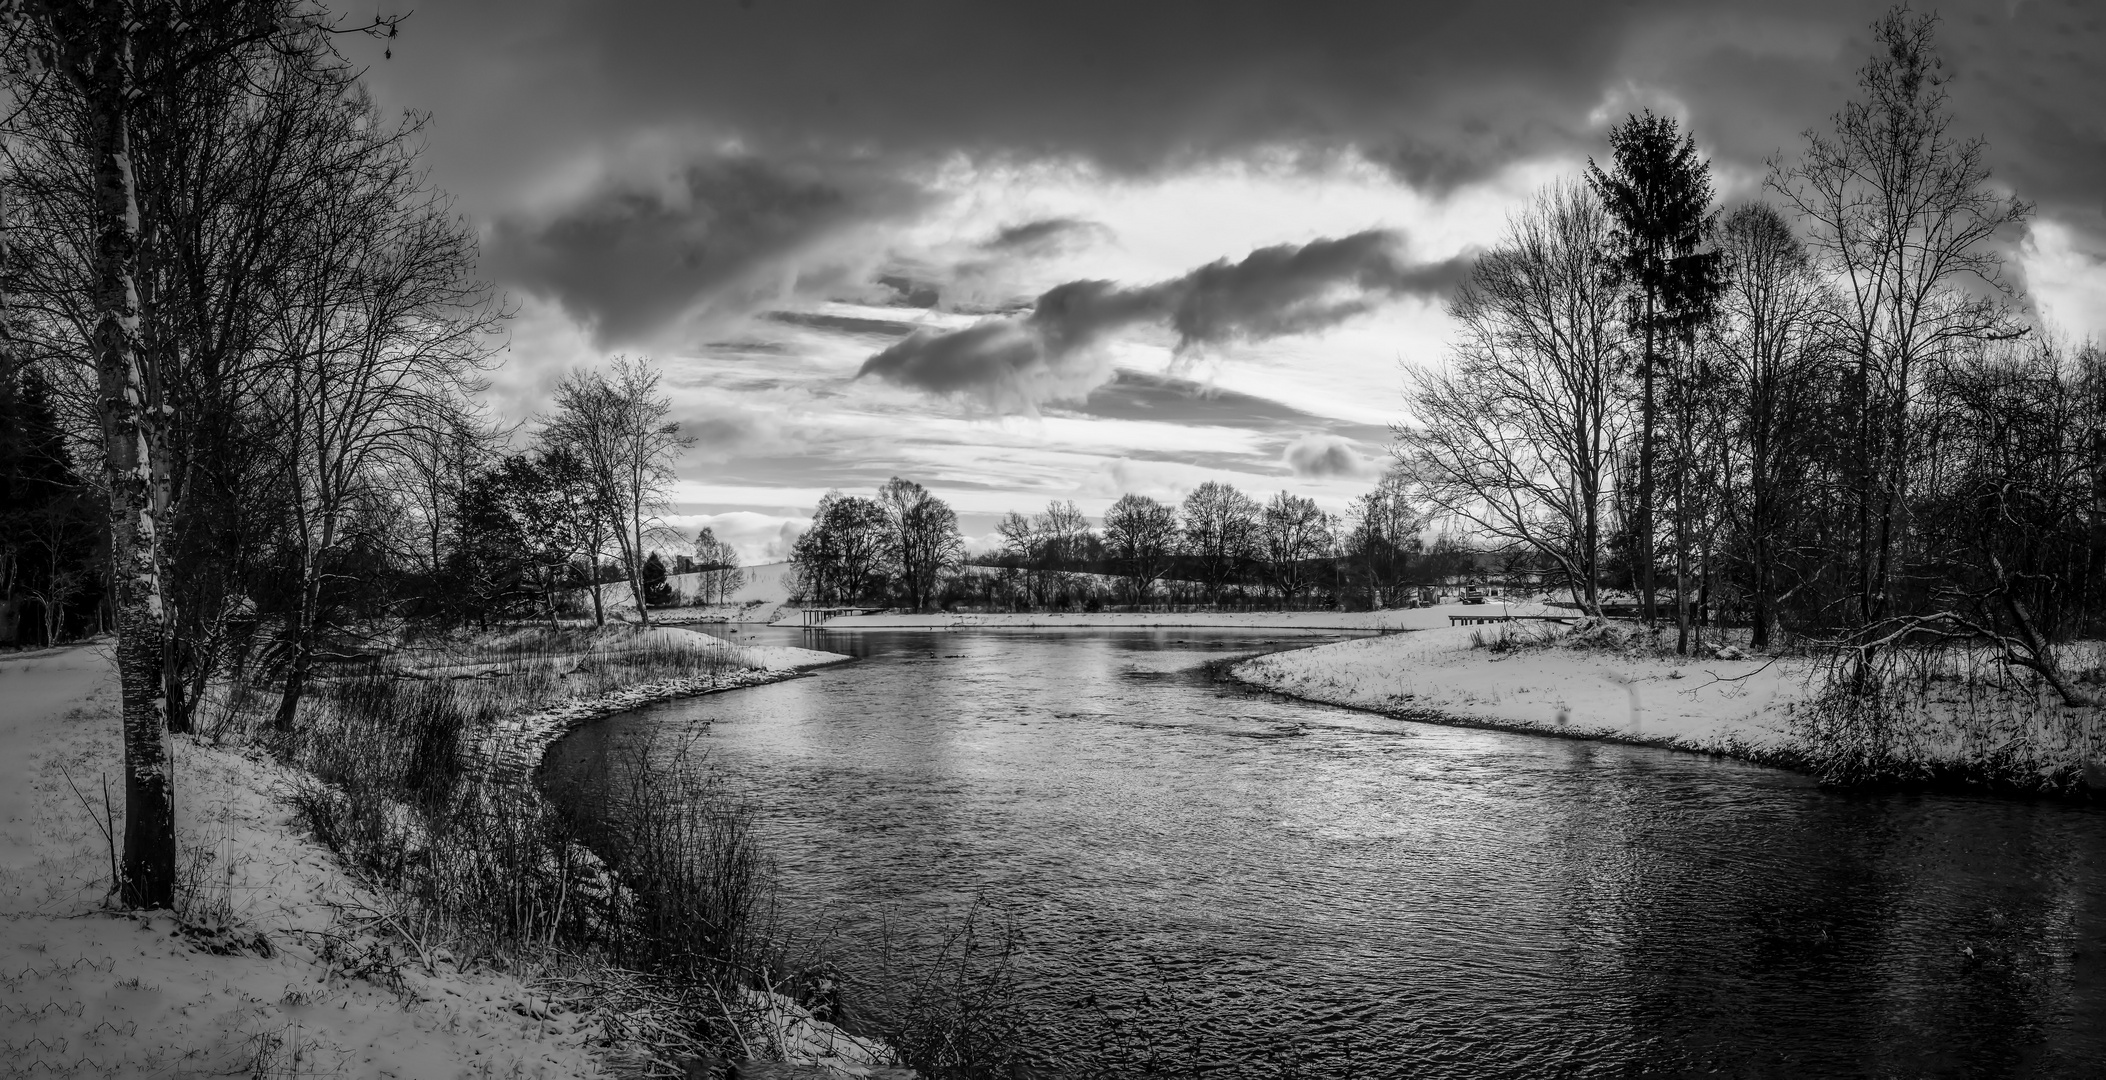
left=208, top=623, right=787, bottom=1065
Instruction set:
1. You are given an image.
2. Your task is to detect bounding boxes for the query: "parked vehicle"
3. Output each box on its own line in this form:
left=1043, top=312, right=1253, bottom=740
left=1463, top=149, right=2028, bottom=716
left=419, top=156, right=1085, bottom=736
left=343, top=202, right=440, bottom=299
left=1461, top=586, right=1486, bottom=605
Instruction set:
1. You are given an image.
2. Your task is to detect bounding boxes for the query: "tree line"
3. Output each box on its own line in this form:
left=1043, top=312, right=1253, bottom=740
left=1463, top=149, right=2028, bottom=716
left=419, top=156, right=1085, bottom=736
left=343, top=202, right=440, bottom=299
left=789, top=471, right=1481, bottom=612
left=1397, top=7, right=2103, bottom=699
left=0, top=2, right=695, bottom=908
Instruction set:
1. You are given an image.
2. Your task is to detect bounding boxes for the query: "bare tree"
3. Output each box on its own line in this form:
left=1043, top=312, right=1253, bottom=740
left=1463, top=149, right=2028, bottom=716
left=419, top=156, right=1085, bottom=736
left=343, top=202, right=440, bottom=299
left=1, top=0, right=407, bottom=903
left=1768, top=5, right=2028, bottom=629
left=266, top=97, right=498, bottom=730
left=878, top=476, right=962, bottom=612
left=1258, top=490, right=1333, bottom=607
left=547, top=356, right=693, bottom=628
left=691, top=526, right=743, bottom=606
left=1712, top=203, right=1835, bottom=648
left=6, top=0, right=177, bottom=906
left=789, top=490, right=887, bottom=605
left=1904, top=337, right=2102, bottom=704
left=1180, top=481, right=1258, bottom=604
left=1102, top=492, right=1179, bottom=606
left=1344, top=465, right=1424, bottom=608
left=1398, top=181, right=1625, bottom=616
left=1035, top=499, right=1090, bottom=604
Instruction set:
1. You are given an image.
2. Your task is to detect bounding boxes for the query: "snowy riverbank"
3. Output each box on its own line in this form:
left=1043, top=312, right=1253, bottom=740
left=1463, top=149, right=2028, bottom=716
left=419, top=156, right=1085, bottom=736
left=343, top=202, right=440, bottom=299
left=1230, top=624, right=1820, bottom=758
left=1233, top=623, right=2106, bottom=796
left=0, top=644, right=609, bottom=1076
left=0, top=631, right=873, bottom=1078
left=463, top=626, right=848, bottom=786
left=774, top=601, right=1566, bottom=633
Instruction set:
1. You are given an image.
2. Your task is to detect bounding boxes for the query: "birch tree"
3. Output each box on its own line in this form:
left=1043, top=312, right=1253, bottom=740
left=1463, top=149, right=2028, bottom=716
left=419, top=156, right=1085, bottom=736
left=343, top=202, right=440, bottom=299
left=5, top=0, right=177, bottom=907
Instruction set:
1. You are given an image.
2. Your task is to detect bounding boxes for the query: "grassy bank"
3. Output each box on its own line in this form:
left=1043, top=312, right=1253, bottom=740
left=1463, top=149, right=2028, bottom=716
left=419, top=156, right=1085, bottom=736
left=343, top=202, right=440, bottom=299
left=1, top=627, right=942, bottom=1077
left=1231, top=620, right=2106, bottom=798
left=228, top=623, right=906, bottom=1077
left=2, top=642, right=611, bottom=1076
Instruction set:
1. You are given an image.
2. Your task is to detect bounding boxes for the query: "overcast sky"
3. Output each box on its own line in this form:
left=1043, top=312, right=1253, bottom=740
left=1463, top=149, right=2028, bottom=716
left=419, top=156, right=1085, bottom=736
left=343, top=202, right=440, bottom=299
left=348, top=0, right=2105, bottom=560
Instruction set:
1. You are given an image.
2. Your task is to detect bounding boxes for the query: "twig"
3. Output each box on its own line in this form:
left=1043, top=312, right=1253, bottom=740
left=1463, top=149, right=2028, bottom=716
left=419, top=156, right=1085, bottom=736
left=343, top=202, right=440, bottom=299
left=704, top=978, right=757, bottom=1062
left=1684, top=654, right=1782, bottom=694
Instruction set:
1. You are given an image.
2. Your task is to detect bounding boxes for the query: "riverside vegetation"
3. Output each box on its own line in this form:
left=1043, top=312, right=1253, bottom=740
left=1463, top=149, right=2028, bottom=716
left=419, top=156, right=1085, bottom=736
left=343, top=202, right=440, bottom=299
left=179, top=624, right=921, bottom=1075
left=1239, top=616, right=2105, bottom=800
left=200, top=624, right=1245, bottom=1078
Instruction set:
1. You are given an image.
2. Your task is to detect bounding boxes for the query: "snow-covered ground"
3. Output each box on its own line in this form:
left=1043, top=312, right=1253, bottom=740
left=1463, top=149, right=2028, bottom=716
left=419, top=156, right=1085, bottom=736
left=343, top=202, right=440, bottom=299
left=628, top=624, right=839, bottom=670
left=468, top=628, right=850, bottom=786
left=581, top=561, right=798, bottom=625
left=774, top=601, right=1565, bottom=632
left=0, top=644, right=609, bottom=1077
left=1232, top=625, right=1822, bottom=755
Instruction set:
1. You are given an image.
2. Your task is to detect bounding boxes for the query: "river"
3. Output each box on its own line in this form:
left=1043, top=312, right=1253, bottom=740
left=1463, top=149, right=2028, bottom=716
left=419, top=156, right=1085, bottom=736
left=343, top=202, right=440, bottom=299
left=543, top=626, right=2106, bottom=1078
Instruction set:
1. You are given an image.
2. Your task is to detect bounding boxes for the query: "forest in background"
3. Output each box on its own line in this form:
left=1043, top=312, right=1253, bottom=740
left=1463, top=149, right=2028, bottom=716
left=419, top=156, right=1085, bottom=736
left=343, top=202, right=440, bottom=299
left=791, top=9, right=2105, bottom=713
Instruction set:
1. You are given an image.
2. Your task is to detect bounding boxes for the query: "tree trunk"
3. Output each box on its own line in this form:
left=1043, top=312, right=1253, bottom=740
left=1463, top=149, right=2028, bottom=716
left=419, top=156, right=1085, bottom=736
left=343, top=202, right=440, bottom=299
left=1750, top=394, right=1773, bottom=650
left=1674, top=421, right=1691, bottom=656
left=273, top=548, right=318, bottom=734
left=622, top=481, right=649, bottom=628
left=588, top=526, right=606, bottom=626
left=1855, top=341, right=1876, bottom=626
left=85, top=6, right=176, bottom=908
left=1638, top=293, right=1657, bottom=628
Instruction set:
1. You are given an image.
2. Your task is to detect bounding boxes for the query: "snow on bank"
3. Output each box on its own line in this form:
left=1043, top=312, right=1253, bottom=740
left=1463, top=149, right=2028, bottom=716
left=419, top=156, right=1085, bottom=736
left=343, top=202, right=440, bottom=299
left=576, top=561, right=798, bottom=625
left=1232, top=625, right=1821, bottom=755
left=629, top=625, right=843, bottom=671
left=0, top=645, right=606, bottom=1078
left=773, top=602, right=1565, bottom=632
left=468, top=628, right=849, bottom=785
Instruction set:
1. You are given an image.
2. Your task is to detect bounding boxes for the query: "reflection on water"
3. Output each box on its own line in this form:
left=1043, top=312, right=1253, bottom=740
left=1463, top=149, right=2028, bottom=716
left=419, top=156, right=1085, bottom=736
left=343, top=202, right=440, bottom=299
left=545, top=627, right=2106, bottom=1077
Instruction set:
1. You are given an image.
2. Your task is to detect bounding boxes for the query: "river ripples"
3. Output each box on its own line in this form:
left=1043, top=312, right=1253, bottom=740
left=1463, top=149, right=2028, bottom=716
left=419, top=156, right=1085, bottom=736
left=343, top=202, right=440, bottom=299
left=544, top=627, right=2106, bottom=1078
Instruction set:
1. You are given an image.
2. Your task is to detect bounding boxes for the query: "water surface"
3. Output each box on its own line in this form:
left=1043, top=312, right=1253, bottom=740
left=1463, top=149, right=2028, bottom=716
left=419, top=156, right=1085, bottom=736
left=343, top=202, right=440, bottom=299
left=546, top=627, right=2106, bottom=1078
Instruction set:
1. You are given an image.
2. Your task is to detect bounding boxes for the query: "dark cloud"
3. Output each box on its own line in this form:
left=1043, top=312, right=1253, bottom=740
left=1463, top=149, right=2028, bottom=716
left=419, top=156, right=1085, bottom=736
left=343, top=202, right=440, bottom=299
left=981, top=218, right=1112, bottom=255
left=698, top=339, right=791, bottom=355
left=1168, top=231, right=1471, bottom=345
left=486, top=155, right=929, bottom=345
left=1054, top=370, right=1329, bottom=429
left=874, top=274, right=943, bottom=308
left=1283, top=434, right=1373, bottom=479
left=857, top=231, right=1466, bottom=411
left=764, top=311, right=926, bottom=338
left=366, top=2, right=2105, bottom=254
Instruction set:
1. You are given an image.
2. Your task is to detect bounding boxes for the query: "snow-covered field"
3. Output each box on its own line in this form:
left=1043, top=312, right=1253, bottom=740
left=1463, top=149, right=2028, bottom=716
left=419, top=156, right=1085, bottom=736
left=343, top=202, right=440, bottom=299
left=1233, top=624, right=1822, bottom=755
left=0, top=644, right=608, bottom=1077
left=581, top=561, right=797, bottom=625
left=774, top=601, right=1565, bottom=632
